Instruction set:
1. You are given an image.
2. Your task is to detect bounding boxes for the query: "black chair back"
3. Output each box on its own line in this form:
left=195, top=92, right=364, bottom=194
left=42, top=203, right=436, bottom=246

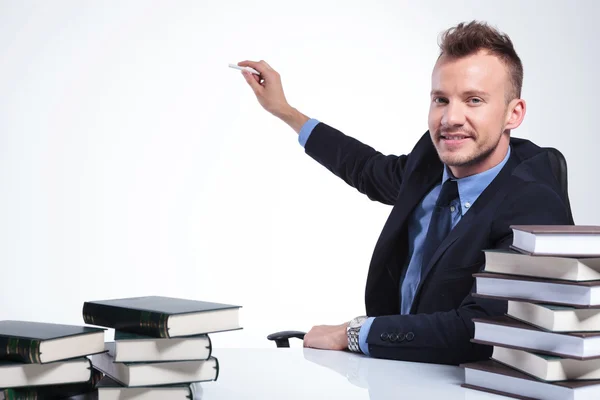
left=543, top=147, right=574, bottom=224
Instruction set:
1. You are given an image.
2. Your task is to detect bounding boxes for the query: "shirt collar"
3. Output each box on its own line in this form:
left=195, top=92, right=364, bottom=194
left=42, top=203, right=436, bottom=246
left=441, top=145, right=511, bottom=215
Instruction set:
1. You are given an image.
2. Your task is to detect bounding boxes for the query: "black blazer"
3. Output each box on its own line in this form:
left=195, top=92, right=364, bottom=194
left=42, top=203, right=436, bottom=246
left=304, top=122, right=572, bottom=365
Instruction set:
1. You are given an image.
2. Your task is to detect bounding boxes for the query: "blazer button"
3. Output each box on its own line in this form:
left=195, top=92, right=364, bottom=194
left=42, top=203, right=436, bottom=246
left=406, top=332, right=415, bottom=341
left=380, top=332, right=389, bottom=341
left=398, top=333, right=406, bottom=342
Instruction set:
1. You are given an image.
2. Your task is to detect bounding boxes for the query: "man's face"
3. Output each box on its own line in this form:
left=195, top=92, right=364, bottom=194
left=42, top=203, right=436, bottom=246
left=428, top=50, right=513, bottom=177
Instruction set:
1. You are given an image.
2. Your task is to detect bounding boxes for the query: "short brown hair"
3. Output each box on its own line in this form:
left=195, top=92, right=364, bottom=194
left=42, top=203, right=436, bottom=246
left=438, top=21, right=523, bottom=102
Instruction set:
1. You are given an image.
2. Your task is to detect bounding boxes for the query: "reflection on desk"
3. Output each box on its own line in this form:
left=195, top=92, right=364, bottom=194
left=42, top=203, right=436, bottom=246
left=199, top=348, right=502, bottom=399
left=43, top=349, right=504, bottom=399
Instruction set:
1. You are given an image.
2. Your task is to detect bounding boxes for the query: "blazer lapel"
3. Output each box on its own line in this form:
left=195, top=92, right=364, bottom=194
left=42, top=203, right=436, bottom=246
left=410, top=151, right=520, bottom=311
left=374, top=155, right=443, bottom=284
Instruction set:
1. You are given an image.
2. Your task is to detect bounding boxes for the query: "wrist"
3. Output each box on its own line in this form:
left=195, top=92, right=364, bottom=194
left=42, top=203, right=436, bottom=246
left=277, top=106, right=310, bottom=134
left=347, top=316, right=368, bottom=353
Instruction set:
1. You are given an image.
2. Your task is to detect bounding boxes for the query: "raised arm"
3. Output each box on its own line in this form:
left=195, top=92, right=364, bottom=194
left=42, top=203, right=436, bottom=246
left=238, top=60, right=407, bottom=205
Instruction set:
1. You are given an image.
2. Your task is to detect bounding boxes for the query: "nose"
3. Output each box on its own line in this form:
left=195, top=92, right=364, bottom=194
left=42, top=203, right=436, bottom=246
left=441, top=101, right=466, bottom=127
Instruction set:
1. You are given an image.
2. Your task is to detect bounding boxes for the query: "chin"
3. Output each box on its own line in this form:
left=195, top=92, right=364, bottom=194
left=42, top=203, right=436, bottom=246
left=439, top=153, right=475, bottom=167
left=436, top=146, right=477, bottom=167
left=439, top=145, right=498, bottom=171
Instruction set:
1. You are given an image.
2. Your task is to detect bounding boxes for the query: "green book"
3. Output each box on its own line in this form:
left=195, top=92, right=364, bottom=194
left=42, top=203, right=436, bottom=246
left=82, top=296, right=241, bottom=338
left=0, top=368, right=102, bottom=399
left=96, top=375, right=203, bottom=399
left=0, top=320, right=105, bottom=363
left=90, top=351, right=219, bottom=387
left=108, top=331, right=212, bottom=362
left=0, top=358, right=94, bottom=389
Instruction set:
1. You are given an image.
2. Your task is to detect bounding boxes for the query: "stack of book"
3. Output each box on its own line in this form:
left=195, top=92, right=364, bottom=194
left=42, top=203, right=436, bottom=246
left=0, top=320, right=106, bottom=399
left=83, top=295, right=242, bottom=399
left=462, top=225, right=600, bottom=399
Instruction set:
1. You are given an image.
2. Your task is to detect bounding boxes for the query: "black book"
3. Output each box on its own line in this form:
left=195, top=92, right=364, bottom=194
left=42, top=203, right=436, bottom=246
left=510, top=224, right=600, bottom=257
left=82, top=296, right=241, bottom=338
left=462, top=359, right=600, bottom=399
left=0, top=320, right=106, bottom=363
left=471, top=315, right=600, bottom=359
left=473, top=272, right=600, bottom=308
left=0, top=368, right=102, bottom=400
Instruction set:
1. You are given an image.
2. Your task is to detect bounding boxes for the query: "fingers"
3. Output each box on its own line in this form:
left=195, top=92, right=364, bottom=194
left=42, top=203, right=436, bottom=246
left=237, top=60, right=276, bottom=75
left=238, top=60, right=265, bottom=75
left=242, top=70, right=262, bottom=94
left=303, top=327, right=315, bottom=348
left=237, top=60, right=257, bottom=67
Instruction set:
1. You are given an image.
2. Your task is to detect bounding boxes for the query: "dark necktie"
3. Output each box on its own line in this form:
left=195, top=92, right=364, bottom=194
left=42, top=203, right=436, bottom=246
left=421, top=179, right=459, bottom=269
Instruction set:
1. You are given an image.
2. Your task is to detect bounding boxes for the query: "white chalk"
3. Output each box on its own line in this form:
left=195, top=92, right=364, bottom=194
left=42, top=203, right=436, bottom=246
left=228, top=64, right=260, bottom=75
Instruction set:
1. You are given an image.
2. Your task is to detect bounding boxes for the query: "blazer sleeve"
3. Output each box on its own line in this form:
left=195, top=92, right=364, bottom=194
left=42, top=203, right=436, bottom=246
left=364, top=181, right=572, bottom=365
left=303, top=122, right=408, bottom=206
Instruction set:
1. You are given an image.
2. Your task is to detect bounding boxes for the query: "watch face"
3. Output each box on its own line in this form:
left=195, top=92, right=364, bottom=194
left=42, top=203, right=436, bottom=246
left=349, top=316, right=367, bottom=328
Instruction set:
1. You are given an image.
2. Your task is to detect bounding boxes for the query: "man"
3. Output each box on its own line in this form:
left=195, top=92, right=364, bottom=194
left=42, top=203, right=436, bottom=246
left=238, top=21, right=572, bottom=365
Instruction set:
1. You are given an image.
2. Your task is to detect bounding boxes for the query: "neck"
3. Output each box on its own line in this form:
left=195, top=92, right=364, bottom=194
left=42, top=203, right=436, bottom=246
left=449, top=134, right=510, bottom=178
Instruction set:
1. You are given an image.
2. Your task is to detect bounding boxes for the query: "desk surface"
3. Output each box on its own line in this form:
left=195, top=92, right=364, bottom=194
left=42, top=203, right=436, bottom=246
left=198, top=348, right=503, bottom=399
left=64, top=348, right=504, bottom=399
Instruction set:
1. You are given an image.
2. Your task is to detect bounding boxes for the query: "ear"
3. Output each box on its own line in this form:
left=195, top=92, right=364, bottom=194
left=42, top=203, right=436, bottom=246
left=504, top=98, right=526, bottom=130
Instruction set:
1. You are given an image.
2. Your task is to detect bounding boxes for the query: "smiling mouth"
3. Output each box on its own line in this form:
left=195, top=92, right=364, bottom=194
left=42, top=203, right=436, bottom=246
left=441, top=134, right=471, bottom=140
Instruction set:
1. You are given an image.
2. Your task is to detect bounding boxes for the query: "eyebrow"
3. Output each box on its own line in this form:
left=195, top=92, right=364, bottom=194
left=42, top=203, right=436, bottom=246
left=430, top=90, right=490, bottom=97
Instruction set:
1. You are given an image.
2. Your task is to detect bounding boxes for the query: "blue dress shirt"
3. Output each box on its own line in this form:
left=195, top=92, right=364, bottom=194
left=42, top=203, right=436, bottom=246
left=298, top=118, right=511, bottom=356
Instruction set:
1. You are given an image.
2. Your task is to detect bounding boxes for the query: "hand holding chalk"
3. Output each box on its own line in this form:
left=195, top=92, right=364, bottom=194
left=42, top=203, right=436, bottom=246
left=234, top=59, right=294, bottom=118
left=234, top=59, right=310, bottom=133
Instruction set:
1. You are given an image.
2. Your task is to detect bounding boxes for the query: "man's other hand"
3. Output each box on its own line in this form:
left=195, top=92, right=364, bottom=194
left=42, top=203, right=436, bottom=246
left=303, top=322, right=349, bottom=351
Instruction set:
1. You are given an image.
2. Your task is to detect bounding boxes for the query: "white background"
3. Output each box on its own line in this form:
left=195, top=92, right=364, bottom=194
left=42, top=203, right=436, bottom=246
left=0, top=0, right=598, bottom=348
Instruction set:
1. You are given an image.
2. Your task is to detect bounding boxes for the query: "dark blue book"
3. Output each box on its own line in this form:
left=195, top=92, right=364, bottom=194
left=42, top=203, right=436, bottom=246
left=0, top=320, right=106, bottom=363
left=82, top=296, right=241, bottom=338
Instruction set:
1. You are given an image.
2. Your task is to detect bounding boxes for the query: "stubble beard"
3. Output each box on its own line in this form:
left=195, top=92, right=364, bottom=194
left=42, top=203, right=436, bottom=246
left=437, top=131, right=503, bottom=168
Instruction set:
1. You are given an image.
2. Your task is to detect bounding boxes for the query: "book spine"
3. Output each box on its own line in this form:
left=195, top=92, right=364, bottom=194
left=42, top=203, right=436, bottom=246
left=0, top=336, right=41, bottom=363
left=82, top=302, right=170, bottom=338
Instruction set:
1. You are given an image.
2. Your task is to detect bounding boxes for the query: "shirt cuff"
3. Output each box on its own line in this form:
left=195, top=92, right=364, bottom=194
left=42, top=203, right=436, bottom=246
left=298, top=118, right=320, bottom=147
left=358, top=317, right=375, bottom=356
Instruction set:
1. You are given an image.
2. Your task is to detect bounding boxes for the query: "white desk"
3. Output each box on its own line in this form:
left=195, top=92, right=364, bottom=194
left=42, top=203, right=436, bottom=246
left=198, top=348, right=505, bottom=399
left=65, top=348, right=505, bottom=399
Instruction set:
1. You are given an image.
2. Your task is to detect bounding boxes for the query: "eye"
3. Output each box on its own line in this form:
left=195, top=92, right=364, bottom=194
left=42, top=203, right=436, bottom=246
left=433, top=97, right=448, bottom=104
left=469, top=97, right=483, bottom=104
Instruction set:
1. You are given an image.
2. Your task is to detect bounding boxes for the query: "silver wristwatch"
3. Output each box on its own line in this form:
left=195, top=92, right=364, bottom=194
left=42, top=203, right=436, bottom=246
left=347, top=316, right=368, bottom=353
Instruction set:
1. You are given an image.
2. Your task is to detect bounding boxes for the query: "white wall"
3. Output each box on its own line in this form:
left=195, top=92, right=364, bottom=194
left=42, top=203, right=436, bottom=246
left=0, top=0, right=598, bottom=348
